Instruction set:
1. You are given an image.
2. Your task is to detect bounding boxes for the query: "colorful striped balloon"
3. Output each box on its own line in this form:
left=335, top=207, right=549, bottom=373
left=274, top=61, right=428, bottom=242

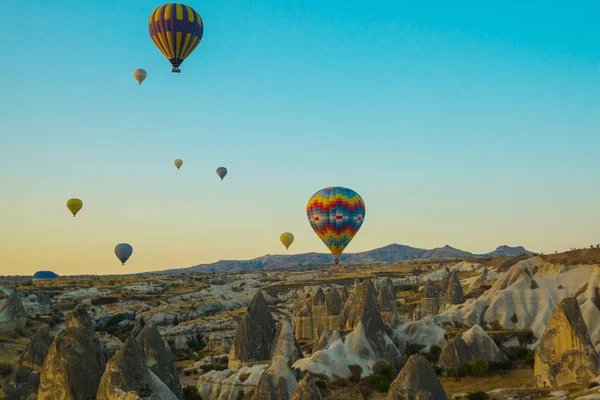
left=148, top=4, right=204, bottom=73
left=306, top=187, right=365, bottom=262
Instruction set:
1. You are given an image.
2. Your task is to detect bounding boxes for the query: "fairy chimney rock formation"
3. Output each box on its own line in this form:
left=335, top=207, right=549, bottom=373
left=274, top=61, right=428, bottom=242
left=443, top=271, right=465, bottom=305
left=229, top=290, right=277, bottom=369
left=294, top=303, right=314, bottom=342
left=421, top=280, right=441, bottom=316
left=291, top=373, right=322, bottom=400
left=385, top=354, right=449, bottom=400
left=534, top=297, right=598, bottom=388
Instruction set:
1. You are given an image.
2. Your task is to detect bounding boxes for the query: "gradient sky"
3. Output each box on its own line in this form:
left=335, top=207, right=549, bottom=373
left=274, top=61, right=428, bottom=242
left=1, top=1, right=599, bottom=276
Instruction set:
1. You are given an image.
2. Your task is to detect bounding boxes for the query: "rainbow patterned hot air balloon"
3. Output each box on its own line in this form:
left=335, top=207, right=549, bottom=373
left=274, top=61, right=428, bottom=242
left=148, top=3, right=204, bottom=73
left=306, top=187, right=365, bottom=263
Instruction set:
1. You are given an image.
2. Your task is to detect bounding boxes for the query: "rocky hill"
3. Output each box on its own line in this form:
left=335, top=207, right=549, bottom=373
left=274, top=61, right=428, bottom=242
left=154, top=244, right=535, bottom=275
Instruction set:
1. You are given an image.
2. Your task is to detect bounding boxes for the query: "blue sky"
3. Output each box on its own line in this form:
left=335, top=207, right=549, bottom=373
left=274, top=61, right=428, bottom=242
left=0, top=0, right=599, bottom=275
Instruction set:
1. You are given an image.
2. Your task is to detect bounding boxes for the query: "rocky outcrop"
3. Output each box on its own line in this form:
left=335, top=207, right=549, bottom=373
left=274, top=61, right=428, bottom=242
left=489, top=262, right=532, bottom=292
left=386, top=354, right=448, bottom=400
left=443, top=272, right=465, bottom=305
left=1, top=365, right=41, bottom=400
left=469, top=267, right=493, bottom=290
left=273, top=319, right=304, bottom=364
left=136, top=324, right=182, bottom=398
left=19, top=326, right=53, bottom=371
left=291, top=373, right=321, bottom=400
left=339, top=287, right=349, bottom=303
left=324, top=289, right=343, bottom=331
left=312, top=330, right=331, bottom=353
left=251, top=356, right=298, bottom=400
left=38, top=307, right=107, bottom=400
left=437, top=337, right=472, bottom=375
left=196, top=365, right=267, bottom=400
left=311, top=288, right=327, bottom=337
left=534, top=297, right=598, bottom=388
left=0, top=289, right=27, bottom=331
left=377, top=278, right=398, bottom=327
left=65, top=305, right=94, bottom=329
left=294, top=303, right=313, bottom=342
left=462, top=325, right=507, bottom=363
left=229, top=290, right=277, bottom=369
left=97, top=336, right=177, bottom=400
left=421, top=280, right=441, bottom=316
left=206, top=331, right=235, bottom=354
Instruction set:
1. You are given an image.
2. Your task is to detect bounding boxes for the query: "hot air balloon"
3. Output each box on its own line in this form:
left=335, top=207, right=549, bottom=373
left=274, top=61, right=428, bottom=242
left=174, top=159, right=183, bottom=169
left=280, top=232, right=294, bottom=250
left=148, top=3, right=204, bottom=73
left=66, top=198, right=83, bottom=217
left=306, top=187, right=365, bottom=264
left=216, top=167, right=227, bottom=180
left=114, top=243, right=133, bottom=265
left=134, top=68, right=147, bottom=85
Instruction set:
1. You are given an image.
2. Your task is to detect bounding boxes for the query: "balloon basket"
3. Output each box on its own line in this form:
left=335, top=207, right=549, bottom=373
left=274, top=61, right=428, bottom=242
left=172, top=68, right=181, bottom=73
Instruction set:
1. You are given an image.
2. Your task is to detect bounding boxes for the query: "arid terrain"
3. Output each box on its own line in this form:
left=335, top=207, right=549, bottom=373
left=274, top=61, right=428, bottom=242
left=2, top=248, right=600, bottom=399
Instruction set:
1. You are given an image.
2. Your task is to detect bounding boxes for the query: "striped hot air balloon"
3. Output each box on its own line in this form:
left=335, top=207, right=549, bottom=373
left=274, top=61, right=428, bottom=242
left=148, top=3, right=204, bottom=73
left=306, top=187, right=365, bottom=264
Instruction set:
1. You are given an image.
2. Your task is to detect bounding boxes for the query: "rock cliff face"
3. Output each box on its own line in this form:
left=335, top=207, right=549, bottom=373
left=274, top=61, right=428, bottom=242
left=291, top=373, right=321, bottom=400
left=377, top=278, right=398, bottom=327
left=312, top=330, right=331, bottom=353
left=38, top=307, right=107, bottom=400
left=462, top=325, right=507, bottom=363
left=65, top=305, right=94, bottom=329
left=294, top=303, right=313, bottom=342
left=324, top=289, right=343, bottom=331
left=421, top=280, right=441, bottom=317
left=443, top=272, right=465, bottom=306
left=97, top=337, right=177, bottom=400
left=385, top=354, right=448, bottom=400
left=229, top=291, right=277, bottom=369
left=534, top=297, right=598, bottom=388
left=136, top=324, right=182, bottom=398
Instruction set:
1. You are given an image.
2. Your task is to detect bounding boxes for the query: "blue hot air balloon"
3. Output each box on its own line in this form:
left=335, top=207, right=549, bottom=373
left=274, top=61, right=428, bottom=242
left=114, top=243, right=133, bottom=265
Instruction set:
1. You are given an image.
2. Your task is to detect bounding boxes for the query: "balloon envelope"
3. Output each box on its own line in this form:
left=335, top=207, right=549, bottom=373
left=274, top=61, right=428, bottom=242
left=66, top=198, right=83, bottom=217
left=174, top=159, right=183, bottom=169
left=114, top=243, right=133, bottom=265
left=216, top=167, right=227, bottom=180
left=148, top=3, right=204, bottom=73
left=134, top=68, right=147, bottom=85
left=280, top=232, right=294, bottom=250
left=306, top=187, right=365, bottom=260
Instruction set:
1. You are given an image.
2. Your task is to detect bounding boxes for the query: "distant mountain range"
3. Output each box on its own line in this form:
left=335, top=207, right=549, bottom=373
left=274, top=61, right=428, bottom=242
left=154, top=244, right=535, bottom=275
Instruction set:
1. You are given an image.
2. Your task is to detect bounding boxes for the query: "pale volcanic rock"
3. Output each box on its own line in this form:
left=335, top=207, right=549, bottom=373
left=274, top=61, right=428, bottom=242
left=96, top=337, right=177, bottom=400
left=462, top=325, right=507, bottom=363
left=273, top=319, right=304, bottom=364
left=385, top=354, right=449, bottom=400
left=421, top=280, right=441, bottom=317
left=38, top=307, right=107, bottom=400
left=311, top=288, right=327, bottom=337
left=65, top=305, right=94, bottom=329
left=250, top=356, right=298, bottom=400
left=437, top=337, right=472, bottom=375
left=534, top=297, right=598, bottom=388
left=294, top=303, right=314, bottom=342
left=291, top=372, right=322, bottom=400
left=136, top=324, right=182, bottom=398
left=229, top=291, right=277, bottom=369
left=443, top=272, right=465, bottom=306
left=377, top=278, right=398, bottom=327
left=0, top=289, right=27, bottom=331
left=312, top=330, right=331, bottom=354
left=324, top=288, right=343, bottom=331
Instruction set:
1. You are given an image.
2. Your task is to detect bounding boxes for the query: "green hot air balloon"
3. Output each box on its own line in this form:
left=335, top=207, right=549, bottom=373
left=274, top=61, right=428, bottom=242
left=114, top=243, right=133, bottom=265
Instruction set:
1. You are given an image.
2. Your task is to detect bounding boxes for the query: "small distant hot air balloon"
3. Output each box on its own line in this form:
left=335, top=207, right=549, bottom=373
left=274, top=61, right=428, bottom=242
left=174, top=159, right=183, bottom=169
left=306, top=187, right=365, bottom=264
left=148, top=3, right=204, bottom=73
left=134, top=69, right=147, bottom=85
left=66, top=198, right=83, bottom=217
left=216, top=167, right=227, bottom=180
left=114, top=243, right=133, bottom=265
left=280, top=232, right=294, bottom=250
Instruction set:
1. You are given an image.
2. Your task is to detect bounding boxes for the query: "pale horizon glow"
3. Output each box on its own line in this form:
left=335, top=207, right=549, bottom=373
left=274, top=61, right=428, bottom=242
left=1, top=1, right=599, bottom=276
